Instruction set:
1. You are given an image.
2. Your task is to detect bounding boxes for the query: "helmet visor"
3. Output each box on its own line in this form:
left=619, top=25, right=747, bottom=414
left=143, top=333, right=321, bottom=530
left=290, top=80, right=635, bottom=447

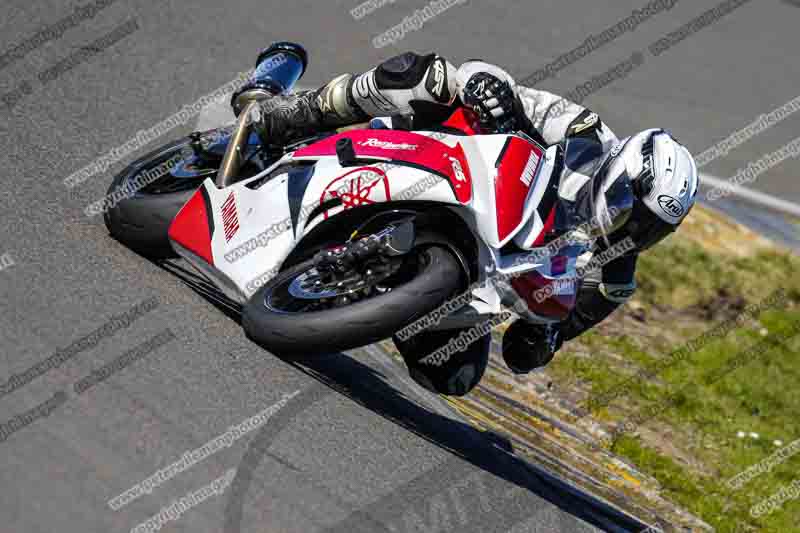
left=560, top=139, right=635, bottom=243
left=621, top=199, right=676, bottom=250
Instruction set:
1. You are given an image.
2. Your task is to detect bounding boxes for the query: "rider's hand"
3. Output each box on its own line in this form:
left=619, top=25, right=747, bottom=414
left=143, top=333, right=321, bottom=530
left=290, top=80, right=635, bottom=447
left=461, top=73, right=522, bottom=134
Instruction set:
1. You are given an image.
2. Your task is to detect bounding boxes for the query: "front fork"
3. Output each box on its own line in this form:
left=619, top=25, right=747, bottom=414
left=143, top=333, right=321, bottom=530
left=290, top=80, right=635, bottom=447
left=216, top=100, right=260, bottom=187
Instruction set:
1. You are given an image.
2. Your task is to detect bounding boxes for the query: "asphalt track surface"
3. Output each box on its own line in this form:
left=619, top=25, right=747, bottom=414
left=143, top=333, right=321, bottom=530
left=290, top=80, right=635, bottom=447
left=1, top=1, right=799, bottom=532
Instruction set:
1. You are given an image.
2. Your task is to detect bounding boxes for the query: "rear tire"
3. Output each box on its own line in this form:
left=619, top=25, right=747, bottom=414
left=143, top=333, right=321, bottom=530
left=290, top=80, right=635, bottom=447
left=242, top=246, right=464, bottom=356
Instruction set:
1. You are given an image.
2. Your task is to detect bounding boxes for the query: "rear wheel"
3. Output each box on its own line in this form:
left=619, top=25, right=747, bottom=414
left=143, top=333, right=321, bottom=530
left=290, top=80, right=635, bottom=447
left=242, top=235, right=465, bottom=356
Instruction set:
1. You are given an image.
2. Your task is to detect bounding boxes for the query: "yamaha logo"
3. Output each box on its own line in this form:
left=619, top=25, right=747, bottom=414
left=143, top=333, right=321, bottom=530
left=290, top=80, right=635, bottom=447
left=657, top=194, right=684, bottom=218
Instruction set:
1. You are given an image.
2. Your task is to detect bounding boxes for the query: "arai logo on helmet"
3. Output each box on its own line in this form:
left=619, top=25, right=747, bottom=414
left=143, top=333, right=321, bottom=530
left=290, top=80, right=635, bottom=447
left=658, top=194, right=684, bottom=218
left=358, top=138, right=418, bottom=150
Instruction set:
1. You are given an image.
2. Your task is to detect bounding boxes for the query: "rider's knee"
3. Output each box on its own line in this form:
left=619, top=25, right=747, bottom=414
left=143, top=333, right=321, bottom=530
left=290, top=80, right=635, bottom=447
left=373, top=52, right=457, bottom=104
left=397, top=329, right=490, bottom=396
left=409, top=360, right=485, bottom=397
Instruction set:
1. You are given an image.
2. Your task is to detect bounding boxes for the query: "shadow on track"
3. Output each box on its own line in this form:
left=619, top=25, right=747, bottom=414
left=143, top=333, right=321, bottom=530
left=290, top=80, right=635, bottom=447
left=159, top=257, right=649, bottom=533
left=284, top=352, right=646, bottom=533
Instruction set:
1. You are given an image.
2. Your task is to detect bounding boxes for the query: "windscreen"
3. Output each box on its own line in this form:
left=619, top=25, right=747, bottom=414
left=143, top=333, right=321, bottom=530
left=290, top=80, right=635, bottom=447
left=556, top=137, right=635, bottom=246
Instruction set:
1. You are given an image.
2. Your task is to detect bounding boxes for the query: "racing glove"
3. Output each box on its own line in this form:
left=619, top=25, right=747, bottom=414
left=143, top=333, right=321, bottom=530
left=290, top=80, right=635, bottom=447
left=461, top=73, right=532, bottom=134
left=241, top=90, right=325, bottom=145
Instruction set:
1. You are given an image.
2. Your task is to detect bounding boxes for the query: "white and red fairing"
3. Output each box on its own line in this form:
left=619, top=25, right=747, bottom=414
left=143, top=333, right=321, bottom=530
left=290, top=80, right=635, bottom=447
left=168, top=109, right=578, bottom=321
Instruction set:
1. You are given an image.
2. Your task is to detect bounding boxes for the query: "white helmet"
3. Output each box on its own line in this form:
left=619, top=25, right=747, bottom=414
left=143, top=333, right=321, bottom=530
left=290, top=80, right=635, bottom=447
left=598, top=128, right=699, bottom=249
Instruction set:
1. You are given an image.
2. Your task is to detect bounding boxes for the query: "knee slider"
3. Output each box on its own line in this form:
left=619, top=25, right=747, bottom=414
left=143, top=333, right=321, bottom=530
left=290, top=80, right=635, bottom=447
left=376, top=52, right=435, bottom=88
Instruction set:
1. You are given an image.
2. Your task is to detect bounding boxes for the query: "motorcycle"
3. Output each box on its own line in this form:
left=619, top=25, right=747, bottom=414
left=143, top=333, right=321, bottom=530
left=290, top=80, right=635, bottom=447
left=104, top=42, right=623, bottom=393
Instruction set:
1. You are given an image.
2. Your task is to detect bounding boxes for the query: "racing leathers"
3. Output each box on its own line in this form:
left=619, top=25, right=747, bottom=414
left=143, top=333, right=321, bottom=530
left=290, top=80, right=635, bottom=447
left=246, top=51, right=639, bottom=373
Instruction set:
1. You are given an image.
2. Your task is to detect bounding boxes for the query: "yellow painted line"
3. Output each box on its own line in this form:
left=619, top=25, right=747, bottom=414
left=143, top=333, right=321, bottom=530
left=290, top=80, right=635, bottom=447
left=473, top=390, right=558, bottom=435
left=449, top=398, right=551, bottom=450
left=462, top=395, right=644, bottom=490
left=605, top=462, right=642, bottom=488
left=443, top=397, right=500, bottom=431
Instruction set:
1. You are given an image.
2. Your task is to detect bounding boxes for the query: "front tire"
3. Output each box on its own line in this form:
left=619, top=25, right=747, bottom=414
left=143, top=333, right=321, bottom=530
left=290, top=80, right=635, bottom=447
left=242, top=246, right=464, bottom=356
left=103, top=137, right=210, bottom=258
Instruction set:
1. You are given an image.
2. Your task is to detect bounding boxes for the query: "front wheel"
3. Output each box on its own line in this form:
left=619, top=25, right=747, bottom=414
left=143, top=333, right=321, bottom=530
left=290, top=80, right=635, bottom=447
left=103, top=136, right=211, bottom=258
left=242, top=244, right=465, bottom=356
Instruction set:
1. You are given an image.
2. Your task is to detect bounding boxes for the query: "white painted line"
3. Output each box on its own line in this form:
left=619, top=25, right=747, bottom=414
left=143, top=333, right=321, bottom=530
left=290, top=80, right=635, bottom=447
left=700, top=173, right=800, bottom=218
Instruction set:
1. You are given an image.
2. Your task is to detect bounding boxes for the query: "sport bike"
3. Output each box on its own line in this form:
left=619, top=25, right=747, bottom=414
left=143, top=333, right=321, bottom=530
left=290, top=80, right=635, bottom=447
left=104, top=42, right=622, bottom=368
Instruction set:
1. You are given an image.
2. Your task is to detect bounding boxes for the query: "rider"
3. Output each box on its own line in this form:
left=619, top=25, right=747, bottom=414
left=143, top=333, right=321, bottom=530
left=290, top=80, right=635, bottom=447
left=234, top=51, right=698, bottom=383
